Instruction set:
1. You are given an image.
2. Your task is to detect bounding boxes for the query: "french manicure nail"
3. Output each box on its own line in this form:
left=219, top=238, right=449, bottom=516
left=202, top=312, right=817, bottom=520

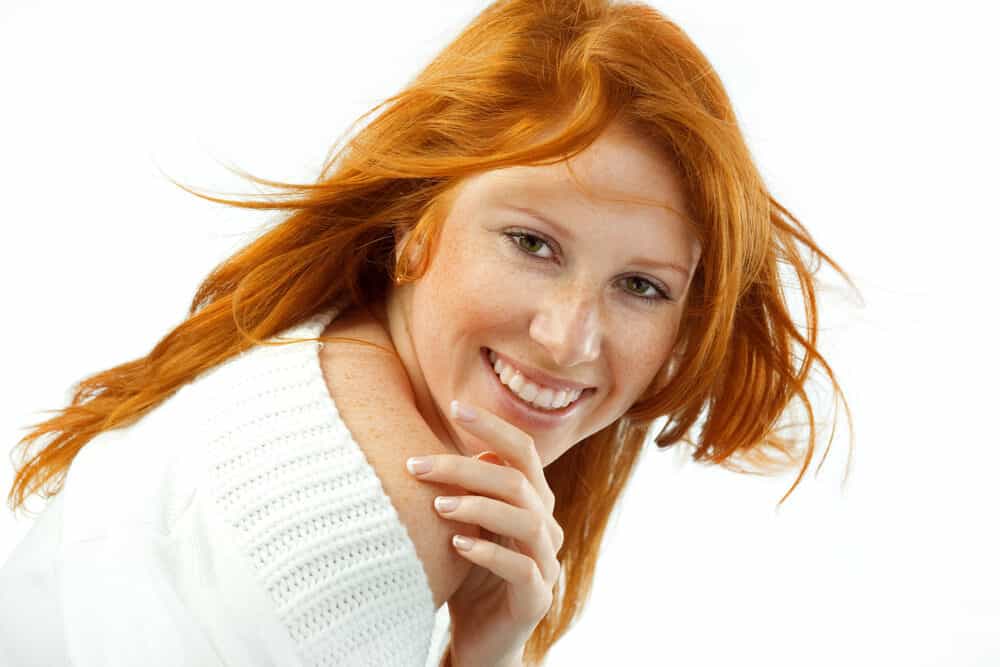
left=434, top=496, right=459, bottom=512
left=406, top=457, right=432, bottom=475
left=453, top=535, right=475, bottom=551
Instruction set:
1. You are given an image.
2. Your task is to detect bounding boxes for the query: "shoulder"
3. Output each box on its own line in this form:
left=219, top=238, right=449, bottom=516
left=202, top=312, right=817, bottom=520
left=317, top=301, right=474, bottom=609
left=319, top=302, right=413, bottom=398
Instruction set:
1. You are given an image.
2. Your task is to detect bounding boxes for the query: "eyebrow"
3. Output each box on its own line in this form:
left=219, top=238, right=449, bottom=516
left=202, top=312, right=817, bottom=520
left=502, top=204, right=693, bottom=280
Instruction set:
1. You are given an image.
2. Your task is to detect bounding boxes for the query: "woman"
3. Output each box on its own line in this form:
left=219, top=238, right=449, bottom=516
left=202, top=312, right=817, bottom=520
left=2, top=1, right=855, bottom=666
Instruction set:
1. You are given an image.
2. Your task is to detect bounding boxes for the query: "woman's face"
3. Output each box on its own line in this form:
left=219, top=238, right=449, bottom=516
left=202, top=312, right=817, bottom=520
left=385, top=120, right=701, bottom=467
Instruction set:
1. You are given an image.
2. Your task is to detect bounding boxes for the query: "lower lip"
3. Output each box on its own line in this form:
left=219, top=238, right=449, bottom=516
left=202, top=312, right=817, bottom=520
left=481, top=347, right=594, bottom=429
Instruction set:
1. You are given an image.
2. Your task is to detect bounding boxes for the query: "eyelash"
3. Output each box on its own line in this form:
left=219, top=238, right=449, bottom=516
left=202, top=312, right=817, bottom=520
left=503, top=230, right=673, bottom=304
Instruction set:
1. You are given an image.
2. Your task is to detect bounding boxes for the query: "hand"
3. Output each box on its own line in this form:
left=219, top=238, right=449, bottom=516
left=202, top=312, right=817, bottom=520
left=405, top=400, right=564, bottom=667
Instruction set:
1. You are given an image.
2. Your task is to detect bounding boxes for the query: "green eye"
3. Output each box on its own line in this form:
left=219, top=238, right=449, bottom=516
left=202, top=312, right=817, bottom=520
left=509, top=231, right=552, bottom=257
left=622, top=276, right=670, bottom=301
left=503, top=230, right=672, bottom=304
left=521, top=236, right=544, bottom=252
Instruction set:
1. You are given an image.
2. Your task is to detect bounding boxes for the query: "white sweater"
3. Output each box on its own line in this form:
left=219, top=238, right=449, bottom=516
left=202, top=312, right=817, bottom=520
left=0, top=303, right=451, bottom=667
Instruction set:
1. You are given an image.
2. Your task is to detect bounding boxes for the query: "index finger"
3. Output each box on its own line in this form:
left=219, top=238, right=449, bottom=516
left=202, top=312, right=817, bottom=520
left=450, top=399, right=552, bottom=507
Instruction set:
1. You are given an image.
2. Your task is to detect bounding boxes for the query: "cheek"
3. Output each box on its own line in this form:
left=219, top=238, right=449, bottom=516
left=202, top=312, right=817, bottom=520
left=440, top=247, right=526, bottom=319
left=415, top=255, right=507, bottom=340
left=620, top=330, right=678, bottom=396
left=427, top=235, right=497, bottom=292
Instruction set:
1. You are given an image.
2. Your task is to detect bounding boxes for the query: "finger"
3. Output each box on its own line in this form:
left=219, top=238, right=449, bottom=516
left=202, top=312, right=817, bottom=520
left=413, top=453, right=564, bottom=556
left=412, top=454, right=542, bottom=510
left=479, top=452, right=564, bottom=556
left=434, top=493, right=561, bottom=586
left=451, top=534, right=556, bottom=620
left=449, top=400, right=554, bottom=511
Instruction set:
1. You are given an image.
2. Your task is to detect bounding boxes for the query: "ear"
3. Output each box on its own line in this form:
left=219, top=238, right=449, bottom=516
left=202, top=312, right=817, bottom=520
left=394, top=226, right=413, bottom=261
left=392, top=226, right=425, bottom=279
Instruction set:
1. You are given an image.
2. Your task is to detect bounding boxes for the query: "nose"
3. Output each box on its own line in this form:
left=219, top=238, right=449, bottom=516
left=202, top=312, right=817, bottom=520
left=528, top=289, right=602, bottom=367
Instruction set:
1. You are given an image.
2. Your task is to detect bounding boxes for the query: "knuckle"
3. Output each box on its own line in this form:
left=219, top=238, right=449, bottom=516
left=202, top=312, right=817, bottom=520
left=530, top=517, right=547, bottom=543
left=502, top=470, right=525, bottom=499
left=519, top=557, right=539, bottom=586
left=549, top=558, right=562, bottom=582
left=534, top=582, right=553, bottom=617
left=516, top=475, right=535, bottom=504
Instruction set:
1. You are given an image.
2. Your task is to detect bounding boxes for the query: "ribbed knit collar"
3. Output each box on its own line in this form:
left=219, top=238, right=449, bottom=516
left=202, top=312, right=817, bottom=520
left=193, top=303, right=439, bottom=665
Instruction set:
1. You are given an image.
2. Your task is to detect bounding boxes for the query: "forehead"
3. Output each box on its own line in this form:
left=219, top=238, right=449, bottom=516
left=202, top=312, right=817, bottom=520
left=463, top=122, right=690, bottom=223
left=446, top=131, right=702, bottom=274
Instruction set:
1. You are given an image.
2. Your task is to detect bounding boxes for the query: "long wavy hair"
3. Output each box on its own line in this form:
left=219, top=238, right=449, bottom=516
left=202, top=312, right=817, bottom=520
left=8, top=0, right=856, bottom=663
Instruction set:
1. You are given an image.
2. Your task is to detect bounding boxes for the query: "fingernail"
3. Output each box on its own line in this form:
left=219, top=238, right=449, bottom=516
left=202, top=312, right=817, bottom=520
left=434, top=496, right=459, bottom=512
left=450, top=399, right=476, bottom=422
left=452, top=535, right=475, bottom=551
left=406, top=457, right=432, bottom=475
left=475, top=451, right=504, bottom=466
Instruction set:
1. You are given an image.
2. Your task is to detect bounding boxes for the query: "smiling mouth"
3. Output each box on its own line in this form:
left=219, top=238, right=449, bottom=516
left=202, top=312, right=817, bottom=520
left=482, top=347, right=595, bottom=415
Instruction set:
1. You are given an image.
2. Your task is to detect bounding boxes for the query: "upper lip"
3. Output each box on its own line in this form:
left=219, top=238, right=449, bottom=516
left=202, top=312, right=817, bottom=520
left=488, top=348, right=595, bottom=393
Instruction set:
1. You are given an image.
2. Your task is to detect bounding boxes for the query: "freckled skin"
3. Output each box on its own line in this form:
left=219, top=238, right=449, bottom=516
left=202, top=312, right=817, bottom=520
left=377, top=119, right=702, bottom=468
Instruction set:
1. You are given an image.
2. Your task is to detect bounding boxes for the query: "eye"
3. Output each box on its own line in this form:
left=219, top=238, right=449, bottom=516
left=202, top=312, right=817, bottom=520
left=507, top=230, right=555, bottom=259
left=621, top=276, right=666, bottom=301
left=503, top=230, right=674, bottom=305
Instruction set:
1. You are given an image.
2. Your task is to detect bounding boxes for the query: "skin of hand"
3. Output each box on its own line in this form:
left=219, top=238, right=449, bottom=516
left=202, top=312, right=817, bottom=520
left=406, top=399, right=564, bottom=667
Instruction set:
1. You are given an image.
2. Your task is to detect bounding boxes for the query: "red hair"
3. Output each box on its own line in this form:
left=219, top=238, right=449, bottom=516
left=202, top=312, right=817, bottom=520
left=8, top=1, right=856, bottom=664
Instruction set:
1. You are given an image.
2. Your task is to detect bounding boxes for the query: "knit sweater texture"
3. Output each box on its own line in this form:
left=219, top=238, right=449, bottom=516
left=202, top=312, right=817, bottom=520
left=0, top=302, right=451, bottom=666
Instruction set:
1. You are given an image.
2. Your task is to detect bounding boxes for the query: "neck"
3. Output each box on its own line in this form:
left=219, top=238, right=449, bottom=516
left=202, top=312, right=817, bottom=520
left=380, top=288, right=463, bottom=456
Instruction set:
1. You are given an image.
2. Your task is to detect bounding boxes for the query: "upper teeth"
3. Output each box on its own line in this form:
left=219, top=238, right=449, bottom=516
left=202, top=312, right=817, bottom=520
left=488, top=349, right=584, bottom=410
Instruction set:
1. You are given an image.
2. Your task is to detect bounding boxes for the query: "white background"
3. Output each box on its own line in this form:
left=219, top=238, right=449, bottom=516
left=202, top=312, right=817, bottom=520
left=2, top=1, right=998, bottom=665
